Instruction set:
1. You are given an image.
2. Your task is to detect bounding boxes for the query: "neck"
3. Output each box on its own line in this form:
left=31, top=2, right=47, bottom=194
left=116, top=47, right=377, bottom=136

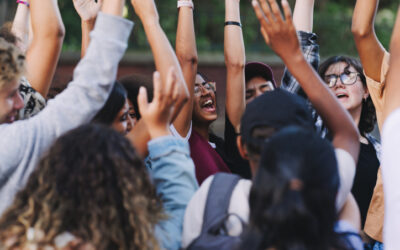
left=349, top=105, right=362, bottom=128
left=193, top=123, right=210, bottom=141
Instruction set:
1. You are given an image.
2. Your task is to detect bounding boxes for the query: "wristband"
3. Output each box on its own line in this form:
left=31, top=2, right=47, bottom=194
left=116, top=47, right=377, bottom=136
left=16, top=0, right=29, bottom=7
left=177, top=0, right=194, bottom=9
left=225, top=21, right=241, bottom=27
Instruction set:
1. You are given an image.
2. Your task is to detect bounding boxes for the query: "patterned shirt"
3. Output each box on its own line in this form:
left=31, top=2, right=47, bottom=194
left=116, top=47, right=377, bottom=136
left=280, top=31, right=381, bottom=157
left=18, top=77, right=46, bottom=120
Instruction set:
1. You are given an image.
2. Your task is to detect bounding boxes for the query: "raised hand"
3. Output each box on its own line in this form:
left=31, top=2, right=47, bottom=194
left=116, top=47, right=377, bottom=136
left=73, top=0, right=103, bottom=21
left=138, top=67, right=181, bottom=139
left=252, top=0, right=301, bottom=62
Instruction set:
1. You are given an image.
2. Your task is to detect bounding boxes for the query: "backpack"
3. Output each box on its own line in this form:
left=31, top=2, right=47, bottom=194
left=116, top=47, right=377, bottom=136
left=187, top=173, right=245, bottom=250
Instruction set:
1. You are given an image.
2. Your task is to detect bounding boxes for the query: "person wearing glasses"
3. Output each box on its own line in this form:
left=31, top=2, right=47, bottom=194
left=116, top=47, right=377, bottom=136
left=319, top=56, right=380, bottom=231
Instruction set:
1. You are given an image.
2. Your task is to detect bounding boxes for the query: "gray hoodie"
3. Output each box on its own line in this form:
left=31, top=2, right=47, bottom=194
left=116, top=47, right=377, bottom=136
left=0, top=12, right=134, bottom=214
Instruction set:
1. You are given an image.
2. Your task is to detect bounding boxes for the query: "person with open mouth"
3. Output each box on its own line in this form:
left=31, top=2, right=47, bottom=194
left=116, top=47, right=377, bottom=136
left=319, top=56, right=380, bottom=232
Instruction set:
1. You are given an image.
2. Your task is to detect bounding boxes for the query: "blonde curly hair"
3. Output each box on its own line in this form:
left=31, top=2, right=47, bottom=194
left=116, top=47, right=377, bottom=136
left=0, top=30, right=25, bottom=90
left=0, top=124, right=165, bottom=250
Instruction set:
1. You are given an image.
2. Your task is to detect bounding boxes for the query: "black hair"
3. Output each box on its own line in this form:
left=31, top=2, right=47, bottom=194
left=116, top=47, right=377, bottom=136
left=92, top=81, right=127, bottom=125
left=241, top=126, right=353, bottom=250
left=319, top=56, right=376, bottom=137
left=119, top=73, right=153, bottom=120
left=196, top=71, right=210, bottom=83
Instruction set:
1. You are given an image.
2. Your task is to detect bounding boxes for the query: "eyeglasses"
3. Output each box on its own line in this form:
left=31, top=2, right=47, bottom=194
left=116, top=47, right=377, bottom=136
left=323, top=72, right=360, bottom=88
left=194, top=81, right=216, bottom=96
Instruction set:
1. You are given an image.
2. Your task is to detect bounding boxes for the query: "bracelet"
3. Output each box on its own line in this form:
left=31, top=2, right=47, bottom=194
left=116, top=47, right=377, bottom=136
left=177, top=0, right=194, bottom=9
left=225, top=21, right=241, bottom=27
left=16, top=0, right=29, bottom=7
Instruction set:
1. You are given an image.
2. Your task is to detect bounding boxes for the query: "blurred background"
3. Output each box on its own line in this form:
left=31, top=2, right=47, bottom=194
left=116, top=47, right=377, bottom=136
left=0, top=0, right=397, bottom=134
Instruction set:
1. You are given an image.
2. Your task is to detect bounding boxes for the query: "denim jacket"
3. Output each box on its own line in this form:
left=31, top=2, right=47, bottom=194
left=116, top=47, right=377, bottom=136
left=147, top=136, right=198, bottom=250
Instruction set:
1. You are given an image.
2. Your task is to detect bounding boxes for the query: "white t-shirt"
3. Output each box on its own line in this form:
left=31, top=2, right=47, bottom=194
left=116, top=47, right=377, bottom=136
left=382, top=107, right=400, bottom=250
left=181, top=149, right=356, bottom=248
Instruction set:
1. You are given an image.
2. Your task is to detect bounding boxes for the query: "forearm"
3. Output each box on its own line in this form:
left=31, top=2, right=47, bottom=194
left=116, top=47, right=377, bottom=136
left=176, top=3, right=198, bottom=71
left=285, top=53, right=360, bottom=159
left=11, top=3, right=30, bottom=52
left=293, top=0, right=314, bottom=32
left=142, top=19, right=189, bottom=126
left=225, top=0, right=245, bottom=131
left=148, top=136, right=198, bottom=250
left=80, top=19, right=96, bottom=58
left=352, top=0, right=385, bottom=82
left=26, top=0, right=65, bottom=97
left=383, top=7, right=400, bottom=122
left=174, top=2, right=197, bottom=136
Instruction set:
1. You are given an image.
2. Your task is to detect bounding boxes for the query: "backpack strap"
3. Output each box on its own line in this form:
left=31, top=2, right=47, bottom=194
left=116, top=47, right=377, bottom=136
left=200, top=173, right=242, bottom=234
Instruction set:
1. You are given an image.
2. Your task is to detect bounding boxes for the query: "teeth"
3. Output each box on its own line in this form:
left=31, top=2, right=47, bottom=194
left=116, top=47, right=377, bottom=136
left=204, top=100, right=213, bottom=105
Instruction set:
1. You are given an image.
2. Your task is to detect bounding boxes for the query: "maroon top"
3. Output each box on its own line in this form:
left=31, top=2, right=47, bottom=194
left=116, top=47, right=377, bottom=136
left=189, top=130, right=231, bottom=184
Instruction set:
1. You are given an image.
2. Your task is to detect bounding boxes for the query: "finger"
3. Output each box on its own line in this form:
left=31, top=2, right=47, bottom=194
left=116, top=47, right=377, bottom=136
left=137, top=87, right=149, bottom=115
left=169, top=69, right=180, bottom=103
left=258, top=0, right=274, bottom=24
left=268, top=0, right=283, bottom=23
left=260, top=27, right=271, bottom=45
left=281, top=0, right=293, bottom=23
left=164, top=67, right=176, bottom=102
left=97, top=0, right=103, bottom=6
left=252, top=0, right=270, bottom=31
left=152, top=71, right=162, bottom=102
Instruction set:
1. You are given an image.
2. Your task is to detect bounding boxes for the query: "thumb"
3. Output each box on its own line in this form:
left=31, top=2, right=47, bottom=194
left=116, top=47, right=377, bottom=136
left=137, top=87, right=149, bottom=115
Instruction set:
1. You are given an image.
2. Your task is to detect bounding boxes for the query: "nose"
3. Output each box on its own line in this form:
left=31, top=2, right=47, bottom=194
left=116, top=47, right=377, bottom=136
left=200, top=86, right=210, bottom=96
left=126, top=115, right=133, bottom=133
left=334, top=76, right=345, bottom=89
left=14, top=91, right=24, bottom=111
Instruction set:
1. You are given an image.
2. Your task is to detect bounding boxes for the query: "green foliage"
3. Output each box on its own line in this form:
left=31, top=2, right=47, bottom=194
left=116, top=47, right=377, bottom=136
left=58, top=0, right=398, bottom=57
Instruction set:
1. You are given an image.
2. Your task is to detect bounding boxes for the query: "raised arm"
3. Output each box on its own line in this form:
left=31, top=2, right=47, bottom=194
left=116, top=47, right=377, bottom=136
left=174, top=0, right=197, bottom=137
left=138, top=68, right=198, bottom=249
left=11, top=2, right=30, bottom=53
left=126, top=0, right=189, bottom=157
left=252, top=0, right=359, bottom=161
left=382, top=7, right=400, bottom=122
left=352, top=0, right=386, bottom=82
left=73, top=0, right=103, bottom=58
left=25, top=0, right=65, bottom=97
left=131, top=0, right=189, bottom=118
left=293, top=0, right=314, bottom=32
left=381, top=8, right=400, bottom=248
left=225, top=0, right=246, bottom=132
left=280, top=0, right=318, bottom=97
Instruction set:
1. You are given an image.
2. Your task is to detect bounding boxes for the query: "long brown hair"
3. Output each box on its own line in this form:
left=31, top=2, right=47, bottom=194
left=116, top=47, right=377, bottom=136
left=0, top=124, right=164, bottom=250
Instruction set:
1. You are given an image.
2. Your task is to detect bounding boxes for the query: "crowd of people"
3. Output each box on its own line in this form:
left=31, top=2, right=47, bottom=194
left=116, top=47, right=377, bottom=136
left=0, top=0, right=399, bottom=249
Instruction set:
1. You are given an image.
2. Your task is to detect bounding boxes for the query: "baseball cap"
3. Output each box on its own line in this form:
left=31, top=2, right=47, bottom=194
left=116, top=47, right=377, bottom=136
left=240, top=89, right=314, bottom=148
left=245, top=62, right=276, bottom=88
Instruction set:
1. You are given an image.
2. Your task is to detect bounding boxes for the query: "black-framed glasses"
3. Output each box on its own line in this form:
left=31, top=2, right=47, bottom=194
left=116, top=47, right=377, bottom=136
left=194, top=81, right=216, bottom=96
left=323, top=72, right=360, bottom=88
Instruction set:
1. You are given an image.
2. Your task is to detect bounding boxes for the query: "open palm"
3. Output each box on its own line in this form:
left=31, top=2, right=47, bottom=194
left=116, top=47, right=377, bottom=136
left=73, top=0, right=103, bottom=21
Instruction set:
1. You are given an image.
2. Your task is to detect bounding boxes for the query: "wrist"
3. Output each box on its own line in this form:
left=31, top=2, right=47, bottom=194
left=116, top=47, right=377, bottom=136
left=16, top=0, right=29, bottom=7
left=148, top=127, right=171, bottom=139
left=281, top=49, right=304, bottom=67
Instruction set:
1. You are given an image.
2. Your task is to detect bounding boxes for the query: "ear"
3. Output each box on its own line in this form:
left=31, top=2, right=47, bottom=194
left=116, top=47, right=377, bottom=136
left=237, top=135, right=249, bottom=160
left=363, top=84, right=370, bottom=99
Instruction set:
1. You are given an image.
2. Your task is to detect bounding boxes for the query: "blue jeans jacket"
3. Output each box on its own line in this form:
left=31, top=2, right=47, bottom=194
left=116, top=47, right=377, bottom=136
left=146, top=136, right=198, bottom=250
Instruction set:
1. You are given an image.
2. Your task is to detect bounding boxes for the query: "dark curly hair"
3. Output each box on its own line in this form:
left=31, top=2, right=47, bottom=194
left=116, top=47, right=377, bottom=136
left=319, top=56, right=376, bottom=137
left=0, top=124, right=164, bottom=250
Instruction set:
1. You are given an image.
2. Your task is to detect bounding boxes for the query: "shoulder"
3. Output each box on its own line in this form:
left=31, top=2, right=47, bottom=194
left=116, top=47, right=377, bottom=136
left=335, top=220, right=364, bottom=250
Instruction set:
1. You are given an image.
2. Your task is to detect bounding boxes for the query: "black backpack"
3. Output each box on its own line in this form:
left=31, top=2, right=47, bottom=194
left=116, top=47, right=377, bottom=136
left=187, top=173, right=245, bottom=250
